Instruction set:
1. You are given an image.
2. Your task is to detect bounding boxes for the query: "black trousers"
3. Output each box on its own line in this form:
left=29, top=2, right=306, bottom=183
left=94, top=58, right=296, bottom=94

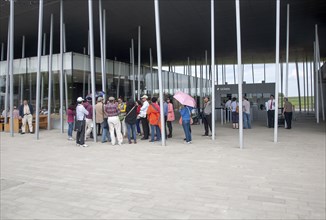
left=96, top=123, right=101, bottom=135
left=284, top=112, right=292, bottom=129
left=268, top=110, right=275, bottom=128
left=167, top=119, right=173, bottom=137
left=76, top=120, right=86, bottom=145
left=141, top=117, right=149, bottom=139
left=202, top=114, right=212, bottom=135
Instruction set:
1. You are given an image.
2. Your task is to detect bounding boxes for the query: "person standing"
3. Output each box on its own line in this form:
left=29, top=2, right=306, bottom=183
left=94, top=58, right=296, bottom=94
left=19, top=100, right=34, bottom=134
left=125, top=99, right=137, bottom=144
left=105, top=97, right=123, bottom=146
left=147, top=97, right=161, bottom=142
left=163, top=98, right=168, bottom=139
left=242, top=97, right=251, bottom=129
left=267, top=95, right=275, bottom=128
left=75, top=97, right=89, bottom=147
left=283, top=97, right=293, bottom=129
left=118, top=98, right=127, bottom=137
left=95, top=97, right=104, bottom=136
left=166, top=97, right=175, bottom=138
left=136, top=100, right=142, bottom=136
left=83, top=97, right=94, bottom=139
left=225, top=97, right=232, bottom=122
left=180, top=105, right=193, bottom=144
left=67, top=103, right=76, bottom=140
left=139, top=95, right=150, bottom=140
left=202, top=96, right=212, bottom=136
left=231, top=97, right=239, bottom=129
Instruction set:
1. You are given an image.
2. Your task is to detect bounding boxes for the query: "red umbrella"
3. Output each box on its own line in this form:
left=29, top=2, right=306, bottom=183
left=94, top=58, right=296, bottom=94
left=173, top=91, right=196, bottom=107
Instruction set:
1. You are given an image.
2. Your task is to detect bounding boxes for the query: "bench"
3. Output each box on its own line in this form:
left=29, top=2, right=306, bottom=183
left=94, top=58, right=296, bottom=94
left=2, top=115, right=48, bottom=133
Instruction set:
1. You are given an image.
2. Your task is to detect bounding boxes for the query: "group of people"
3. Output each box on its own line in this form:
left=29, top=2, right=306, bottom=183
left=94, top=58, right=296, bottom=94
left=68, top=95, right=177, bottom=147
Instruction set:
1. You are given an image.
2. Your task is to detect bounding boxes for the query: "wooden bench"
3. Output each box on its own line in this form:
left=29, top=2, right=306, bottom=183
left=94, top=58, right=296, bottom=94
left=3, top=115, right=48, bottom=133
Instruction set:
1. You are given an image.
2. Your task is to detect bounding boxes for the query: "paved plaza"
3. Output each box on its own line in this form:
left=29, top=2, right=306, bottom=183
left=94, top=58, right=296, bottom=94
left=0, top=117, right=325, bottom=219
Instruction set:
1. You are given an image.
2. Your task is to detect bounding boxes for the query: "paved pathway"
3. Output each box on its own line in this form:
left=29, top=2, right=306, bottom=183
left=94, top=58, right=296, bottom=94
left=1, top=117, right=325, bottom=219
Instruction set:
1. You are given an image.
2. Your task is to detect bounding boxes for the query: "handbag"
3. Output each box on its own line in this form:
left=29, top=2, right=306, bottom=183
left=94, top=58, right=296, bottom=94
left=75, top=120, right=83, bottom=131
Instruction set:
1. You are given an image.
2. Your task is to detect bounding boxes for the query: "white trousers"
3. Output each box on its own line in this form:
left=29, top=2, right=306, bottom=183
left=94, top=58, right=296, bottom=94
left=85, top=118, right=93, bottom=139
left=22, top=114, right=33, bottom=133
left=121, top=118, right=126, bottom=136
left=108, top=116, right=123, bottom=145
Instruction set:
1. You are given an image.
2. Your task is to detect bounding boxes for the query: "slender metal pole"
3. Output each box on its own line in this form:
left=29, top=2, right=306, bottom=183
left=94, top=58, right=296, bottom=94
left=63, top=22, right=68, bottom=110
left=83, top=47, right=86, bottom=98
left=211, top=0, right=216, bottom=140
left=303, top=61, right=306, bottom=112
left=59, top=0, right=64, bottom=133
left=205, top=50, right=208, bottom=95
left=280, top=61, right=283, bottom=108
left=235, top=0, right=243, bottom=148
left=99, top=0, right=105, bottom=99
left=47, top=14, right=53, bottom=130
left=200, top=64, right=203, bottom=106
left=306, top=58, right=309, bottom=113
left=35, top=0, right=43, bottom=139
left=20, top=76, right=23, bottom=105
left=63, top=23, right=66, bottom=53
left=5, top=18, right=10, bottom=124
left=295, top=60, right=302, bottom=112
left=274, top=0, right=280, bottom=143
left=233, top=63, right=236, bottom=84
left=1, top=42, right=4, bottom=61
left=187, top=57, right=191, bottom=94
left=314, top=42, right=318, bottom=122
left=138, top=26, right=141, bottom=100
left=42, top=33, right=46, bottom=55
left=88, top=0, right=97, bottom=142
left=154, top=0, right=166, bottom=146
left=285, top=3, right=290, bottom=97
left=264, top=61, right=266, bottom=82
left=9, top=0, right=15, bottom=136
left=103, top=9, right=107, bottom=100
left=22, top=35, right=25, bottom=58
left=150, top=48, right=154, bottom=95
left=311, top=61, right=313, bottom=111
left=315, top=25, right=325, bottom=121
left=251, top=58, right=255, bottom=83
left=131, top=39, right=135, bottom=100
left=41, top=73, right=44, bottom=109
left=117, top=62, right=121, bottom=98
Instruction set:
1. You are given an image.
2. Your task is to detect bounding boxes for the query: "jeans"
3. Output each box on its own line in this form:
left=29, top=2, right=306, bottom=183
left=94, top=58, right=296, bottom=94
left=136, top=118, right=141, bottom=134
left=68, top=122, right=74, bottom=137
left=126, top=123, right=137, bottom=142
left=101, top=120, right=111, bottom=142
left=243, top=113, right=251, bottom=129
left=182, top=120, right=192, bottom=142
left=150, top=125, right=161, bottom=142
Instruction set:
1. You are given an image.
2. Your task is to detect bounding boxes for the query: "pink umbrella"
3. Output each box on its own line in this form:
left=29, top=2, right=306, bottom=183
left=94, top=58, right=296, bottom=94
left=173, top=91, right=196, bottom=107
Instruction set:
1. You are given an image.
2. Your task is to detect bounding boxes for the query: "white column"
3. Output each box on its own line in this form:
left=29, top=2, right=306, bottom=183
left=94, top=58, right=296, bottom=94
left=9, top=0, right=14, bottom=136
left=235, top=0, right=243, bottom=148
left=5, top=20, right=10, bottom=124
left=88, top=0, right=97, bottom=141
left=205, top=50, right=208, bottom=95
left=251, top=60, right=255, bottom=83
left=154, top=0, right=166, bottom=146
left=150, top=48, right=154, bottom=95
left=303, top=61, right=306, bottom=112
left=42, top=33, right=46, bottom=55
left=47, top=14, right=53, bottom=130
left=274, top=0, right=280, bottom=143
left=59, top=0, right=64, bottom=133
left=211, top=0, right=216, bottom=140
left=0, top=42, right=4, bottom=61
left=103, top=9, right=107, bottom=100
left=117, top=62, right=121, bottom=99
left=138, top=26, right=141, bottom=100
left=295, top=60, right=302, bottom=112
left=285, top=4, right=290, bottom=97
left=35, top=0, right=43, bottom=139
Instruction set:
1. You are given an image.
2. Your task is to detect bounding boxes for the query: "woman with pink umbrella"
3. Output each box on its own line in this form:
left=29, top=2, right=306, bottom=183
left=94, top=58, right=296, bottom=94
left=173, top=91, right=196, bottom=144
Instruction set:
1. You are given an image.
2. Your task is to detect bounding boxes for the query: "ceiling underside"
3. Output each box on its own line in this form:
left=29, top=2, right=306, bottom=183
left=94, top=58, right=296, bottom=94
left=0, top=0, right=325, bottom=65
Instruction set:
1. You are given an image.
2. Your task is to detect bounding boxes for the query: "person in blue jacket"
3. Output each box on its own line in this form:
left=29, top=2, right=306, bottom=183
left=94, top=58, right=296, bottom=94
left=179, top=105, right=193, bottom=144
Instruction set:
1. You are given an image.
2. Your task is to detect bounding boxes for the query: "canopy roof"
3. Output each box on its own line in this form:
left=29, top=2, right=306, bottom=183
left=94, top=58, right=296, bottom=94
left=0, top=0, right=325, bottom=65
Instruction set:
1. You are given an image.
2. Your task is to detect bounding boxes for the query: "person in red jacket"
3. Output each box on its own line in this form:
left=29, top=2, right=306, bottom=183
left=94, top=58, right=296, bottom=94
left=147, top=97, right=161, bottom=142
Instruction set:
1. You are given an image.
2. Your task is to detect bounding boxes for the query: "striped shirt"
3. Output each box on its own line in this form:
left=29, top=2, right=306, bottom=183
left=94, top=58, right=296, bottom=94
left=105, top=103, right=120, bottom=117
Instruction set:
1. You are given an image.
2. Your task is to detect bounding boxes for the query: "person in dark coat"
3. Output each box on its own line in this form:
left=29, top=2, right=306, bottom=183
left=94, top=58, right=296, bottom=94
left=125, top=99, right=137, bottom=144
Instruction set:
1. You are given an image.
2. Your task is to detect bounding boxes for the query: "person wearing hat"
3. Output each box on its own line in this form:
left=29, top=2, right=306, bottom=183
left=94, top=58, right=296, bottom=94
left=95, top=97, right=104, bottom=136
left=139, top=95, right=150, bottom=140
left=75, top=97, right=89, bottom=147
left=104, top=96, right=123, bottom=146
left=83, top=96, right=94, bottom=140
